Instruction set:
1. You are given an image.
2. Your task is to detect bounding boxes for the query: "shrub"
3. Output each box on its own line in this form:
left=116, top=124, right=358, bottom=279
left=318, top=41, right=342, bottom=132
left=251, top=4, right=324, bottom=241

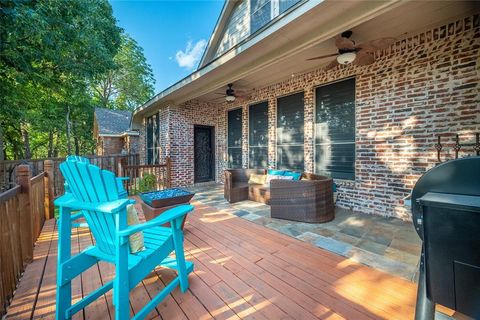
left=131, top=173, right=157, bottom=195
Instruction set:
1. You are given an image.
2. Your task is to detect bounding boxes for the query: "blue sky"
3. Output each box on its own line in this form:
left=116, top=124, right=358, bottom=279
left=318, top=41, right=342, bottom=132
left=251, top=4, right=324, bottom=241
left=110, top=1, right=224, bottom=94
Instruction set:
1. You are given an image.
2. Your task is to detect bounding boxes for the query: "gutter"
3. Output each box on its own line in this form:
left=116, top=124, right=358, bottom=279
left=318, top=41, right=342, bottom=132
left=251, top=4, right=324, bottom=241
left=99, top=131, right=140, bottom=138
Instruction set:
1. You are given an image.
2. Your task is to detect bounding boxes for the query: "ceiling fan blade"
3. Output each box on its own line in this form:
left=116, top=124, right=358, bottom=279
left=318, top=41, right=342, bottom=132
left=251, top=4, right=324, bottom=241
left=307, top=53, right=338, bottom=61
left=335, top=36, right=355, bottom=50
left=213, top=92, right=225, bottom=95
left=356, top=37, right=395, bottom=52
left=324, top=59, right=339, bottom=71
left=354, top=51, right=375, bottom=66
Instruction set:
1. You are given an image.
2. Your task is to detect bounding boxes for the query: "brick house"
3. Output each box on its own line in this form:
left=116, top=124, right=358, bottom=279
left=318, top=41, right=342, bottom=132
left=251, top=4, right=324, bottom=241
left=131, top=1, right=479, bottom=220
left=93, top=108, right=139, bottom=155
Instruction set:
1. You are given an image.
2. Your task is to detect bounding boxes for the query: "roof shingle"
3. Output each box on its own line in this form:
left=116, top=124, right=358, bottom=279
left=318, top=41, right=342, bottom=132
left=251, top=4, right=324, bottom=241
left=95, top=108, right=132, bottom=135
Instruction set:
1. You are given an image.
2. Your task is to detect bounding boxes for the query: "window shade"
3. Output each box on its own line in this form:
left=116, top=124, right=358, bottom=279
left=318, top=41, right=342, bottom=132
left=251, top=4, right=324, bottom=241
left=227, top=108, right=243, bottom=168
left=277, top=92, right=304, bottom=170
left=249, top=102, right=268, bottom=168
left=315, top=78, right=356, bottom=180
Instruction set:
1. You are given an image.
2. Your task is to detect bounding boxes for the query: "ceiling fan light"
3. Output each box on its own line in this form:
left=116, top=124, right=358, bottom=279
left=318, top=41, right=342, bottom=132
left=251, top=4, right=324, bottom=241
left=225, top=95, right=236, bottom=102
left=336, top=52, right=356, bottom=65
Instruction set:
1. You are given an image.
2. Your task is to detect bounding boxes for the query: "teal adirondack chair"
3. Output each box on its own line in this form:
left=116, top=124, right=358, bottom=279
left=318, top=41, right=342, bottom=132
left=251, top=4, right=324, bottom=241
left=65, top=155, right=129, bottom=198
left=65, top=155, right=130, bottom=228
left=54, top=160, right=194, bottom=320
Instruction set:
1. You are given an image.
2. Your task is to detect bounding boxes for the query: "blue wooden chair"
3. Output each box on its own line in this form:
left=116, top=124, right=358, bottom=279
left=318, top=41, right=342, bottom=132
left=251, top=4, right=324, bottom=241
left=65, top=155, right=129, bottom=198
left=65, top=155, right=130, bottom=228
left=54, top=160, right=194, bottom=320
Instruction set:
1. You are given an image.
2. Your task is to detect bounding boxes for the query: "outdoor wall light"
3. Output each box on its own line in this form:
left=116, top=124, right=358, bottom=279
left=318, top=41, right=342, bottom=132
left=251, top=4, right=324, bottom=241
left=336, top=52, right=356, bottom=65
left=225, top=95, right=236, bottom=102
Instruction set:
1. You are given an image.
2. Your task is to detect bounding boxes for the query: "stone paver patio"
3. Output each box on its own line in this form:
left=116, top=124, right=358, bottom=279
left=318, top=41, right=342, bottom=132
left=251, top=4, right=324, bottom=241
left=188, top=184, right=422, bottom=282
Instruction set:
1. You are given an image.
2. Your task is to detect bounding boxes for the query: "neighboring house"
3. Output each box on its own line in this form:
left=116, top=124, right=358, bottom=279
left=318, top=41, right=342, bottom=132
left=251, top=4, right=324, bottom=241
left=132, top=0, right=480, bottom=220
left=93, top=108, right=139, bottom=155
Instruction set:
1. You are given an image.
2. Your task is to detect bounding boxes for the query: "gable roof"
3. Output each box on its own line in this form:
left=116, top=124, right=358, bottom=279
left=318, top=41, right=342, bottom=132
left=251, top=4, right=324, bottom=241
left=132, top=0, right=408, bottom=123
left=94, top=108, right=132, bottom=136
left=198, top=0, right=235, bottom=69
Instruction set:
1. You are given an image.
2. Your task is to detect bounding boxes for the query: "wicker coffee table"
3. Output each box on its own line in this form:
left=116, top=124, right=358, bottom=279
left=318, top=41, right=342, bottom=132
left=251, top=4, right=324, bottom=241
left=139, top=188, right=195, bottom=229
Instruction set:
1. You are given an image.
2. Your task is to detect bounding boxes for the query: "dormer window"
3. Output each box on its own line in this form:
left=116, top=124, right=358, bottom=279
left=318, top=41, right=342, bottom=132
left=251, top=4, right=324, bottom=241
left=250, top=0, right=271, bottom=34
left=250, top=0, right=301, bottom=34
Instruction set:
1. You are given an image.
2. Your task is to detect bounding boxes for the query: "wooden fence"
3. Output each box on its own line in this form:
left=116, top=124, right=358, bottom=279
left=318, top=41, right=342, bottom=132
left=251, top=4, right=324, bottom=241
left=122, top=157, right=172, bottom=195
left=0, top=165, right=50, bottom=317
left=0, top=154, right=139, bottom=196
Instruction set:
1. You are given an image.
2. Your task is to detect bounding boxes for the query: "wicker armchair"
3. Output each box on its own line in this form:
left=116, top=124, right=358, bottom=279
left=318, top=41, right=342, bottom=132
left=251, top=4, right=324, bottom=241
left=224, top=169, right=265, bottom=203
left=270, top=173, right=334, bottom=223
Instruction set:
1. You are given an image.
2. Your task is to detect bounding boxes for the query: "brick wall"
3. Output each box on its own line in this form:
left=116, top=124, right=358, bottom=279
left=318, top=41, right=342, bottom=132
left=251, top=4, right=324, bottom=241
left=125, top=135, right=139, bottom=154
left=139, top=14, right=480, bottom=219
left=97, top=136, right=125, bottom=155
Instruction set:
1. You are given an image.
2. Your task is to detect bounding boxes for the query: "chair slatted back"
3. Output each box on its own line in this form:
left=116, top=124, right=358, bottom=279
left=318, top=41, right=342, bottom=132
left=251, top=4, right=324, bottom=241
left=60, top=160, right=122, bottom=255
left=66, top=155, right=90, bottom=163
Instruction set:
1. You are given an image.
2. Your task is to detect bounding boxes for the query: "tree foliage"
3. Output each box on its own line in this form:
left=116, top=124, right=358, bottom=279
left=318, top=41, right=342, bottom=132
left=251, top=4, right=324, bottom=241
left=0, top=0, right=154, bottom=160
left=93, top=33, right=155, bottom=111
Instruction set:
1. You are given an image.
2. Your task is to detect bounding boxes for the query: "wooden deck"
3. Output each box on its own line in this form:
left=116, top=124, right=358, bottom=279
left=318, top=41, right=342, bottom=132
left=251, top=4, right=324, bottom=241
left=7, top=201, right=421, bottom=320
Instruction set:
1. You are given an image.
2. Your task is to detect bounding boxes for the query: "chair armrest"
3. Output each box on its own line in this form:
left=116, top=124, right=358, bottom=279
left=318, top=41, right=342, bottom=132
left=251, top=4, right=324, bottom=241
left=224, top=171, right=233, bottom=189
left=118, top=204, right=194, bottom=237
left=71, top=211, right=84, bottom=221
left=55, top=194, right=135, bottom=214
left=117, top=177, right=129, bottom=181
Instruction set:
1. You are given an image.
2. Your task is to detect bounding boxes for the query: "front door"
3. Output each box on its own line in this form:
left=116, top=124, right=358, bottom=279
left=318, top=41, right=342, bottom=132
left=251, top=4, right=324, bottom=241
left=194, top=125, right=215, bottom=183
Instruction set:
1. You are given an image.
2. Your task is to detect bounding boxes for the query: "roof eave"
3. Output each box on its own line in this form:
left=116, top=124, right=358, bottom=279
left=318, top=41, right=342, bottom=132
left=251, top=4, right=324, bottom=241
left=198, top=0, right=233, bottom=69
left=132, top=0, right=404, bottom=124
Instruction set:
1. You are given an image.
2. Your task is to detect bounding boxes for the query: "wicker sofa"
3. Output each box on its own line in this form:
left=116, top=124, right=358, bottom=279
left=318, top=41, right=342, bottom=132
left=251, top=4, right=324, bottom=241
left=224, top=169, right=335, bottom=223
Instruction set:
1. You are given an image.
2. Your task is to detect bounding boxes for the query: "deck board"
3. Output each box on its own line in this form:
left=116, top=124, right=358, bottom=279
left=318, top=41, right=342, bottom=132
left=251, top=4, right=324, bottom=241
left=6, top=201, right=419, bottom=320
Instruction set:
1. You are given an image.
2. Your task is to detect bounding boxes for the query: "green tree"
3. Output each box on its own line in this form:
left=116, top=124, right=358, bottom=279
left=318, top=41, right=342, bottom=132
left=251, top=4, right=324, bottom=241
left=0, top=0, right=123, bottom=159
left=93, top=33, right=155, bottom=111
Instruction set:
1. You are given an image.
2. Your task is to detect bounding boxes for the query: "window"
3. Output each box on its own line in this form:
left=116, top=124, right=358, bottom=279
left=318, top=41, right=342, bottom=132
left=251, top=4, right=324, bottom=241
left=279, top=0, right=300, bottom=13
left=249, top=102, right=268, bottom=168
left=250, top=0, right=271, bottom=33
left=315, top=78, right=356, bottom=180
left=146, top=113, right=160, bottom=164
left=250, top=0, right=301, bottom=33
left=227, top=108, right=243, bottom=168
left=146, top=116, right=154, bottom=164
left=276, top=92, right=304, bottom=170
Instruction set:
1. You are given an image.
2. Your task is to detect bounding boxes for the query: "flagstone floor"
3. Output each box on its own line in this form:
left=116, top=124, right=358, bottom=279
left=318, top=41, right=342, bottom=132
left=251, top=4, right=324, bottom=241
left=187, top=184, right=422, bottom=282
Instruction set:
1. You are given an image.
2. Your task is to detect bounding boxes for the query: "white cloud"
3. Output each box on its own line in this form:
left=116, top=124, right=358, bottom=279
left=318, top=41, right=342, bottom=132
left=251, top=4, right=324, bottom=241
left=175, top=39, right=207, bottom=70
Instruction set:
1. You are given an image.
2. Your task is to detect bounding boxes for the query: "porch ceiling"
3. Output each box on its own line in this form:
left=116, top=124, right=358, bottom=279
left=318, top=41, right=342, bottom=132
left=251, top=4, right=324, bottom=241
left=200, top=0, right=477, bottom=103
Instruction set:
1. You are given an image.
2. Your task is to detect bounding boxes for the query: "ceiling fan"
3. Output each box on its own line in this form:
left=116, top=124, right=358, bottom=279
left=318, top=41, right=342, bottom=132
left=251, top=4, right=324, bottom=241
left=212, top=83, right=246, bottom=102
left=307, top=30, right=395, bottom=70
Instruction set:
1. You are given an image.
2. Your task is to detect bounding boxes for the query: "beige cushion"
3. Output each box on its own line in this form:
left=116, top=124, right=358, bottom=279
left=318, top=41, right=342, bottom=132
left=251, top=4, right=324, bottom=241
left=265, top=174, right=293, bottom=186
left=248, top=173, right=267, bottom=185
left=127, top=204, right=145, bottom=253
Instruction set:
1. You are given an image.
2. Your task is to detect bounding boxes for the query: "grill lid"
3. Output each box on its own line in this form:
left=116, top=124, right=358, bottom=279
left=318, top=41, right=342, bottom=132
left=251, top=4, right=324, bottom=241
left=411, top=156, right=480, bottom=239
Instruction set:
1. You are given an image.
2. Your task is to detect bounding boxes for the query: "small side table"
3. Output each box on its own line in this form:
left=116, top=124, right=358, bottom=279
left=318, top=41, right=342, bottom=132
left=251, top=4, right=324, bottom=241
left=139, top=188, right=195, bottom=230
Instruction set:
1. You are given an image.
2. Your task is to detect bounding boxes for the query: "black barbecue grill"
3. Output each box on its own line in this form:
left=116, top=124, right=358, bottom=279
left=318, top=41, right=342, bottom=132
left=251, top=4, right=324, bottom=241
left=412, top=156, right=480, bottom=319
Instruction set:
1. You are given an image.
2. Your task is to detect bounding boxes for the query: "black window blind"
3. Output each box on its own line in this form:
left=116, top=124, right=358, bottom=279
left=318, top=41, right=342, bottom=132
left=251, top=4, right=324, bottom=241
left=227, top=108, right=243, bottom=168
left=276, top=92, right=304, bottom=170
left=315, top=78, right=356, bottom=180
left=249, top=102, right=268, bottom=168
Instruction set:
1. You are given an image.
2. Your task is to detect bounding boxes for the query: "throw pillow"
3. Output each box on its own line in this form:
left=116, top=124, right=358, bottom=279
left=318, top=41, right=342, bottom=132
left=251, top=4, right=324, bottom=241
left=127, top=204, right=145, bottom=253
left=267, top=169, right=285, bottom=176
left=248, top=173, right=267, bottom=185
left=283, top=171, right=302, bottom=181
left=265, top=174, right=293, bottom=186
